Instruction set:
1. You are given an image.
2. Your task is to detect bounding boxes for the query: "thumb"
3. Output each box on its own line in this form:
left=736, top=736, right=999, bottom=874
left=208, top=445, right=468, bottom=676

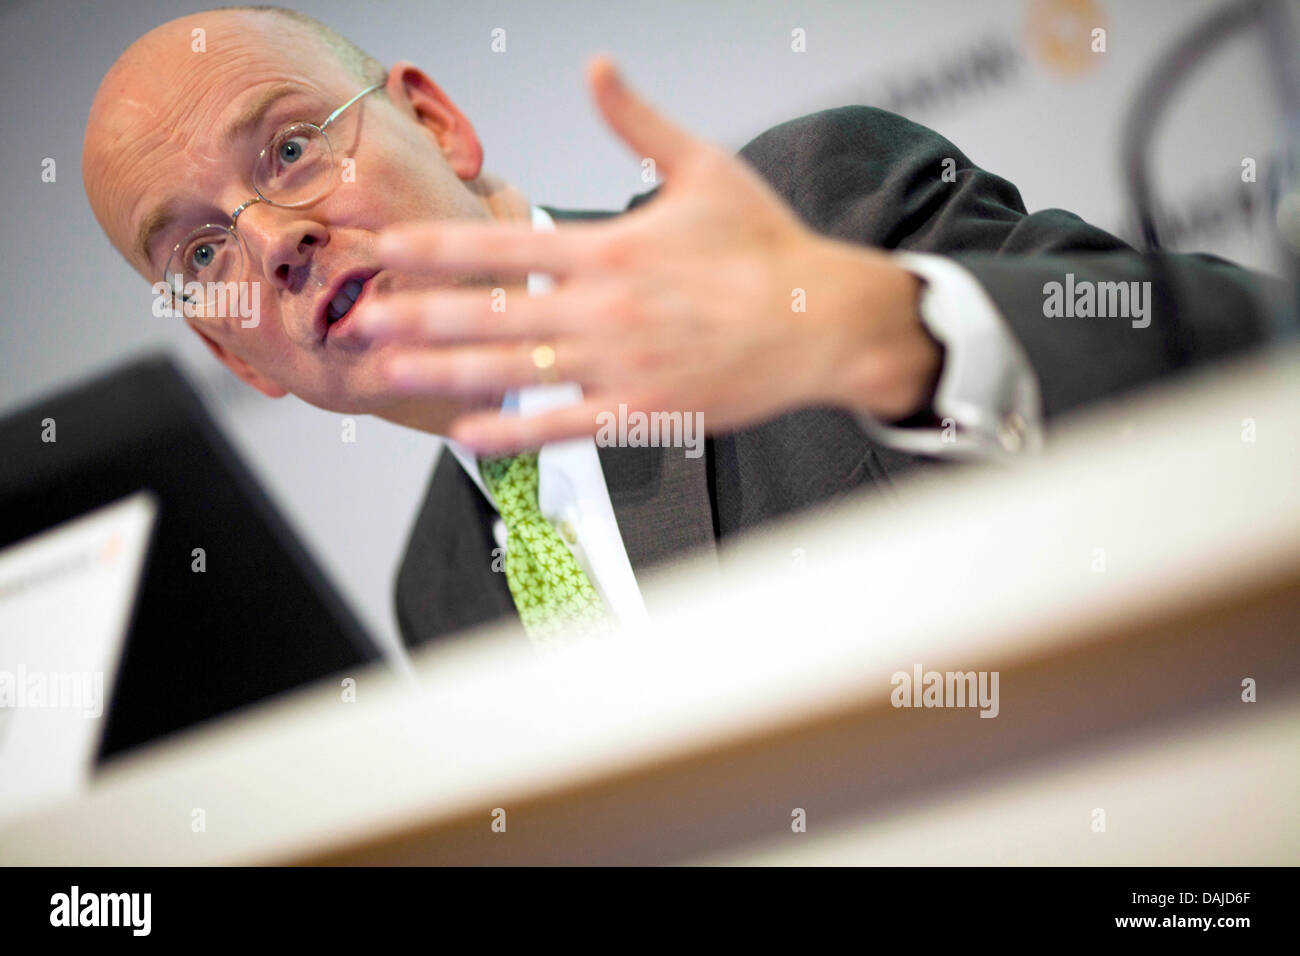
left=586, top=55, right=700, bottom=179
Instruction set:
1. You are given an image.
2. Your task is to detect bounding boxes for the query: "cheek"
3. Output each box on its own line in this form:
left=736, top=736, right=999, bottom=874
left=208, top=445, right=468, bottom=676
left=356, top=140, right=486, bottom=223
left=201, top=303, right=288, bottom=360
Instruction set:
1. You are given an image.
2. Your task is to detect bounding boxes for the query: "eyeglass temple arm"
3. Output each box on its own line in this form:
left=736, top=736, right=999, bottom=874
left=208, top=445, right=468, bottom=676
left=320, top=82, right=385, bottom=131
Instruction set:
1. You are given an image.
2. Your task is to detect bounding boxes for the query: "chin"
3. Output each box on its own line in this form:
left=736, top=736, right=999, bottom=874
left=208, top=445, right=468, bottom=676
left=293, top=384, right=383, bottom=417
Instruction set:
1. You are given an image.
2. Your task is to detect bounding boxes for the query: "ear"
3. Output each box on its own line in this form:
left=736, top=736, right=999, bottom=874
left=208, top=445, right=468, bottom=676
left=189, top=324, right=289, bottom=399
left=385, top=60, right=484, bottom=180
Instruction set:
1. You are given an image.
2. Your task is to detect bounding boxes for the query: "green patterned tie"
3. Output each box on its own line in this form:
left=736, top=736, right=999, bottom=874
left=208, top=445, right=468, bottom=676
left=479, top=451, right=609, bottom=648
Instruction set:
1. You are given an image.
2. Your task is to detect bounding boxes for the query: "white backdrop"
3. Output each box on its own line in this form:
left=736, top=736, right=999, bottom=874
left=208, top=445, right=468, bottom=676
left=0, top=0, right=1285, bottom=652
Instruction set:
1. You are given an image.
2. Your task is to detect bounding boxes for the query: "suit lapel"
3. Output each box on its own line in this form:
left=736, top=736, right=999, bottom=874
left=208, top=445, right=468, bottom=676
left=596, top=442, right=718, bottom=577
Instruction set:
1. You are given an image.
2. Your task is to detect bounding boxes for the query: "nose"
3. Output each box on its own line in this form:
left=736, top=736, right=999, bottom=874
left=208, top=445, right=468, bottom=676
left=239, top=208, right=330, bottom=291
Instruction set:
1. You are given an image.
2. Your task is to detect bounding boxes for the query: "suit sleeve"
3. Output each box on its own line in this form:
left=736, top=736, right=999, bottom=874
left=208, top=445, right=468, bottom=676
left=736, top=105, right=1291, bottom=419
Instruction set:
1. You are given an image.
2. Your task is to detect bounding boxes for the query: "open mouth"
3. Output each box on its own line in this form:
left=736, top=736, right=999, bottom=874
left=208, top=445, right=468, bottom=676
left=328, top=279, right=365, bottom=324
left=320, top=270, right=377, bottom=342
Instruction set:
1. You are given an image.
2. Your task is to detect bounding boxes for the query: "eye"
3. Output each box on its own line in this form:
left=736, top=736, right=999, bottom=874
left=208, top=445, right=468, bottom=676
left=189, top=241, right=216, bottom=271
left=278, top=136, right=308, bottom=165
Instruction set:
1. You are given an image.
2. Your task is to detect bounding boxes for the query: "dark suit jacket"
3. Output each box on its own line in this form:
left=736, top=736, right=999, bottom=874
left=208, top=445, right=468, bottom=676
left=394, top=106, right=1283, bottom=649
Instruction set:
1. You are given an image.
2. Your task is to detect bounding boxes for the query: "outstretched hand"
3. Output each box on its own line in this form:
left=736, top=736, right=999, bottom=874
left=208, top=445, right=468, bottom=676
left=351, top=56, right=939, bottom=453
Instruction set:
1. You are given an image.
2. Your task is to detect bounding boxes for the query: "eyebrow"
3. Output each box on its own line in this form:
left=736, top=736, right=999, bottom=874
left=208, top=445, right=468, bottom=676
left=135, top=85, right=316, bottom=269
left=222, top=83, right=310, bottom=148
left=135, top=198, right=180, bottom=271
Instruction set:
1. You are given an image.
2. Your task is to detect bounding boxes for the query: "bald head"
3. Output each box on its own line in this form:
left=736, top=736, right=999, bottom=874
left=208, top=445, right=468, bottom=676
left=81, top=5, right=505, bottom=423
left=222, top=5, right=384, bottom=86
left=83, top=7, right=386, bottom=269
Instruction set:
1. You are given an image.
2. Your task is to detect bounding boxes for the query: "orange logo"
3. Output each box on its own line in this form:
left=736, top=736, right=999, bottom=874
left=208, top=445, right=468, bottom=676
left=1027, top=0, right=1107, bottom=76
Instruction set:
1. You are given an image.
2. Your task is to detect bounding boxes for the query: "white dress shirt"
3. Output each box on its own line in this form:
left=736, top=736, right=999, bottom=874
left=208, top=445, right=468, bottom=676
left=446, top=206, right=1044, bottom=628
left=443, top=207, right=649, bottom=629
left=866, top=252, right=1044, bottom=459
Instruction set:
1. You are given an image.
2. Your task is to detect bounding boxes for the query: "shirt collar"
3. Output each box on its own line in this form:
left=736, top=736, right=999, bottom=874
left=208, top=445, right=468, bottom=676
left=445, top=205, right=556, bottom=501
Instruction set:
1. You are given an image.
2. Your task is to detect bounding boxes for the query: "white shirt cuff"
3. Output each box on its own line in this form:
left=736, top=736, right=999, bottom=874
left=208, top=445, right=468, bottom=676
left=855, top=251, right=1044, bottom=460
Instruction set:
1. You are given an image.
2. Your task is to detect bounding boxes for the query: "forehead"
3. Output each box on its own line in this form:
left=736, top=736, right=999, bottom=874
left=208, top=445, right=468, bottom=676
left=86, top=13, right=357, bottom=272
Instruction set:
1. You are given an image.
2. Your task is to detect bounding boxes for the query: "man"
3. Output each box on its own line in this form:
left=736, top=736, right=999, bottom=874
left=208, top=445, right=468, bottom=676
left=83, top=7, right=1282, bottom=648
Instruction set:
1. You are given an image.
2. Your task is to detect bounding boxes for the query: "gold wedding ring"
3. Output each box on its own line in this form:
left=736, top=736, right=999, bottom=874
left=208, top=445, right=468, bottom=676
left=531, top=343, right=559, bottom=385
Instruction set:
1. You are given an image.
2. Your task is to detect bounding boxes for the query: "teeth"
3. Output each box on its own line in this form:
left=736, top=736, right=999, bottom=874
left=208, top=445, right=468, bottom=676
left=327, top=279, right=366, bottom=322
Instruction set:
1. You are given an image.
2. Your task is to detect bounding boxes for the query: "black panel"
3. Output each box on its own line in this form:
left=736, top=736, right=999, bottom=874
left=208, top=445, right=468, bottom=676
left=0, top=355, right=381, bottom=761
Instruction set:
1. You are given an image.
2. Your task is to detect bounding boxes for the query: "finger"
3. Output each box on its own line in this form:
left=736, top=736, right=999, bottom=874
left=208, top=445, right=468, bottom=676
left=352, top=287, right=581, bottom=344
left=449, top=399, right=612, bottom=454
left=382, top=341, right=590, bottom=397
left=586, top=55, right=701, bottom=178
left=376, top=220, right=603, bottom=276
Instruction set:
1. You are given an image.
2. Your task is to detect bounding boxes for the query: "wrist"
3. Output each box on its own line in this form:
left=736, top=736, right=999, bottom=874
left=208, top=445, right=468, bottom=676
left=817, top=241, right=943, bottom=421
